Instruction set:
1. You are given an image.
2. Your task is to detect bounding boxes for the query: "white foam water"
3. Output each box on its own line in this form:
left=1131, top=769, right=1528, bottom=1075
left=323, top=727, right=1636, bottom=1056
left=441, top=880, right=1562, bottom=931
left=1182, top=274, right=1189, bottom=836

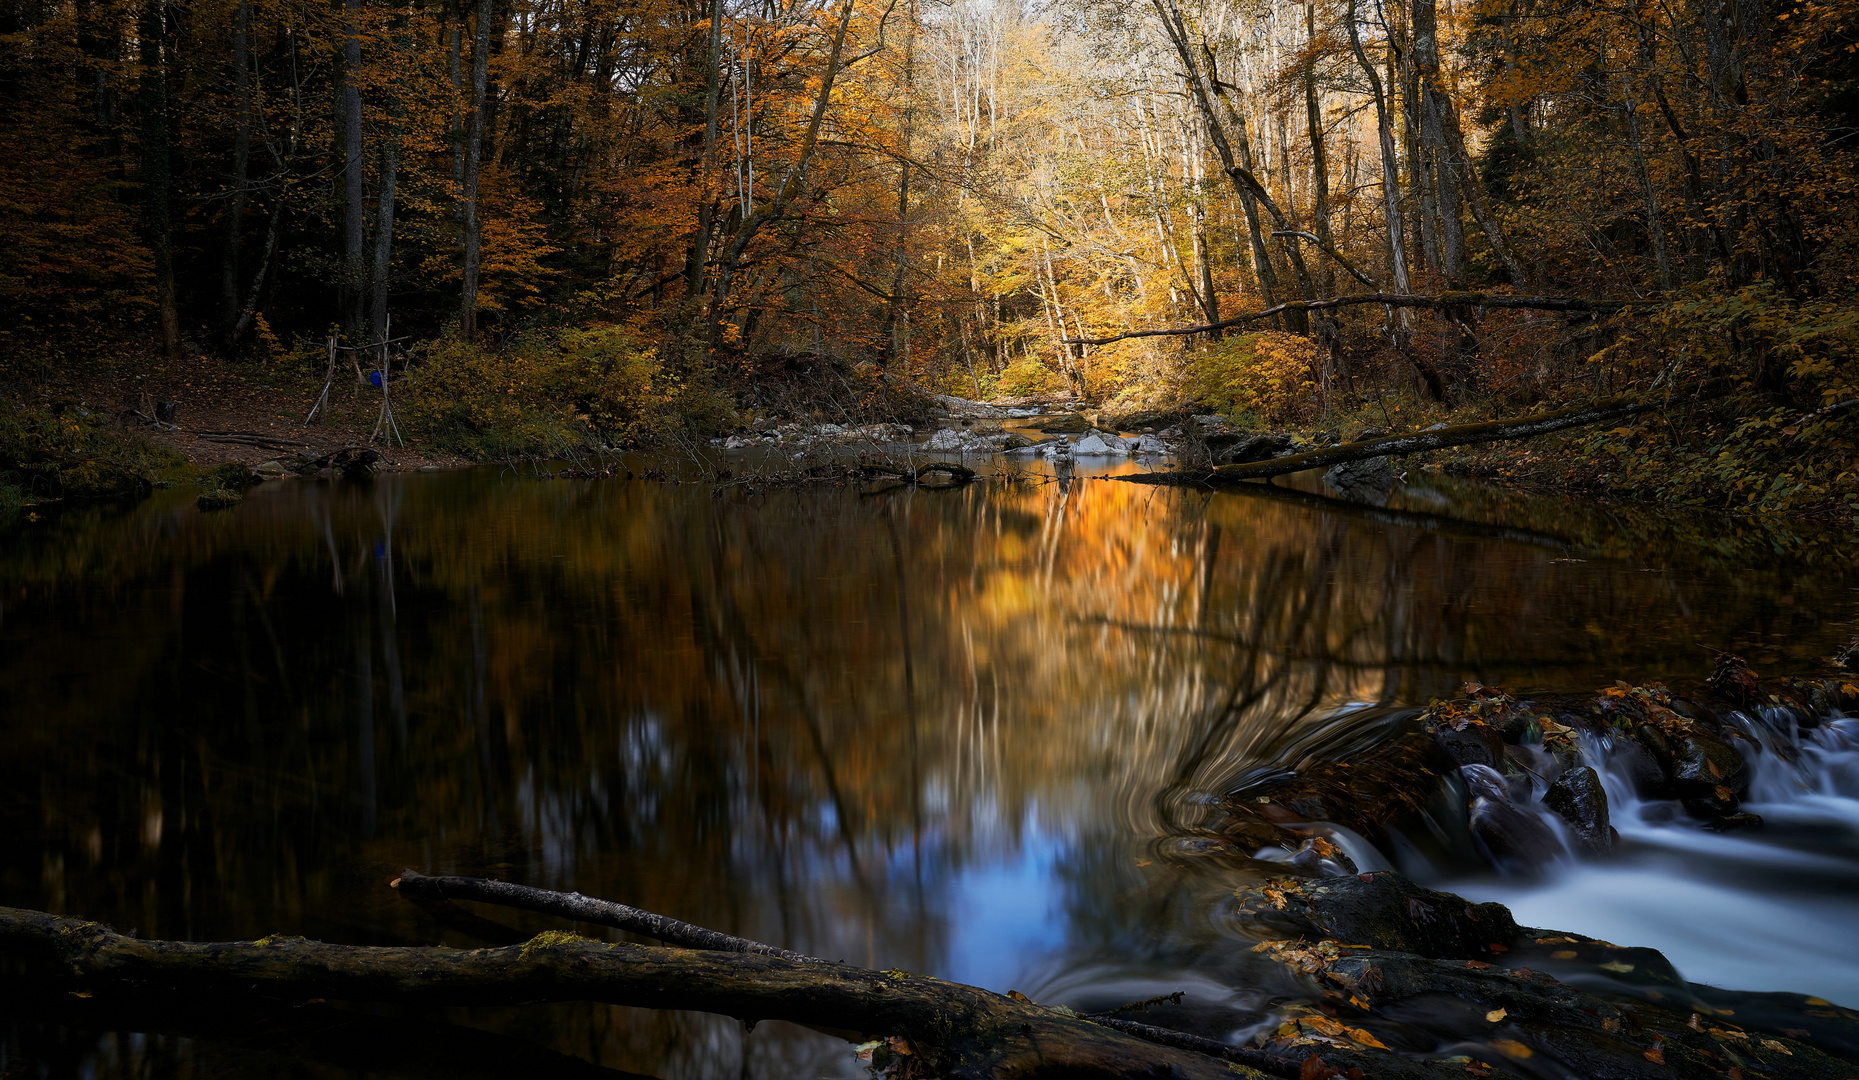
left=1446, top=712, right=1859, bottom=1004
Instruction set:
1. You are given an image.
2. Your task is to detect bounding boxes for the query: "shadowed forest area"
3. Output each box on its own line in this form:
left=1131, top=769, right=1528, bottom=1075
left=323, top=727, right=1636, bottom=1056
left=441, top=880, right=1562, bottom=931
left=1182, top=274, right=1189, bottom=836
left=2, top=0, right=1857, bottom=510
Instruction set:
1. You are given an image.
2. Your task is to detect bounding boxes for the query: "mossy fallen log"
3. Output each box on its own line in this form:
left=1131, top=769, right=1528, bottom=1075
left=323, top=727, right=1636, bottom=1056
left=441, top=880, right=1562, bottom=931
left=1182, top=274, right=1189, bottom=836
left=0, top=905, right=1263, bottom=1080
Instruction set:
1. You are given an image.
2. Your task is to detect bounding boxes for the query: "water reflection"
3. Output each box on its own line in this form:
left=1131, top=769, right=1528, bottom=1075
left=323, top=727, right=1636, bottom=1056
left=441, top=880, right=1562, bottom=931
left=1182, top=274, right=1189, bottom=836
left=1, top=467, right=1855, bottom=1077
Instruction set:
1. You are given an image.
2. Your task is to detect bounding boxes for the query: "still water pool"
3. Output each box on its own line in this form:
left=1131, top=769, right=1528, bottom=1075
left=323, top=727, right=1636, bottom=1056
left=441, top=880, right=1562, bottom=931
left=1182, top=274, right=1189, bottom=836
left=2, top=462, right=1855, bottom=1077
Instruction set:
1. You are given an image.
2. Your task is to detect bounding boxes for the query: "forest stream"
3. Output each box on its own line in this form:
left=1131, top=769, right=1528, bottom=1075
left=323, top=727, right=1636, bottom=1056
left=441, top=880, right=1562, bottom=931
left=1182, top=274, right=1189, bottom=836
left=2, top=459, right=1857, bottom=1078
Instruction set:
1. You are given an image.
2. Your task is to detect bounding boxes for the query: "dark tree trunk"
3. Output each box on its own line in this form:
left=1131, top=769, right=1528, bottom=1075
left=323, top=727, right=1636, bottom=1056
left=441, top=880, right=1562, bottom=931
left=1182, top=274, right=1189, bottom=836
left=342, top=0, right=367, bottom=334
left=221, top=0, right=252, bottom=336
left=138, top=0, right=181, bottom=359
left=460, top=0, right=492, bottom=339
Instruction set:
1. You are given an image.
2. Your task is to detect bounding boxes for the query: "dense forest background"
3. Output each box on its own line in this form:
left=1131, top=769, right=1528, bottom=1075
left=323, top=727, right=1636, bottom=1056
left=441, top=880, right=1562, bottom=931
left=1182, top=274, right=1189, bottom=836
left=1, top=0, right=1856, bottom=502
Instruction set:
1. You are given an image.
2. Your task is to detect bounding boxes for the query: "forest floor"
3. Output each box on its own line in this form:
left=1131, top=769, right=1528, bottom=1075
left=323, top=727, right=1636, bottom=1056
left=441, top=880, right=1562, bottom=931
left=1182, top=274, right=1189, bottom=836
left=44, top=352, right=470, bottom=473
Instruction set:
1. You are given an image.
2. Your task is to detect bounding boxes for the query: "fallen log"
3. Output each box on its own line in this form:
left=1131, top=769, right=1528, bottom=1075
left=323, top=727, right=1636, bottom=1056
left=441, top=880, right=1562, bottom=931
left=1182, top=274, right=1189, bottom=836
left=1205, top=397, right=1648, bottom=483
left=0, top=904, right=1264, bottom=1080
left=393, top=869, right=824, bottom=962
left=859, top=461, right=977, bottom=484
left=1066, top=292, right=1660, bottom=347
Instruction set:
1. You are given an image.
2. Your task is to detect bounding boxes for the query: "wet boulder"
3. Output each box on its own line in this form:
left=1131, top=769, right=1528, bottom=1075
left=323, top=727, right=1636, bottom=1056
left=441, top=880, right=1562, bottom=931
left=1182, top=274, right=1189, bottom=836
left=1669, top=727, right=1747, bottom=796
left=1543, top=765, right=1615, bottom=855
left=1072, top=431, right=1129, bottom=456
left=1431, top=722, right=1507, bottom=768
left=1238, top=871, right=1519, bottom=959
left=1464, top=764, right=1566, bottom=875
left=1605, top=735, right=1668, bottom=798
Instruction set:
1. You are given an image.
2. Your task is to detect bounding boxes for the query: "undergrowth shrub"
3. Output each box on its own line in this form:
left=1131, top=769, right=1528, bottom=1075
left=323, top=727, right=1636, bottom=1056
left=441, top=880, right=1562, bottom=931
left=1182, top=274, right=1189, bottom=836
left=993, top=355, right=1067, bottom=397
left=403, top=328, right=729, bottom=459
left=1583, top=283, right=1859, bottom=512
left=0, top=401, right=185, bottom=505
left=1181, top=331, right=1321, bottom=426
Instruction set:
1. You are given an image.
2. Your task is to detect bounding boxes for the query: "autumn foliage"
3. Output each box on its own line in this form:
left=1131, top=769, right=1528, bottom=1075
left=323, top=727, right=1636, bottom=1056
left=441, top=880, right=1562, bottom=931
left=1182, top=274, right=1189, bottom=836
left=0, top=0, right=1854, bottom=496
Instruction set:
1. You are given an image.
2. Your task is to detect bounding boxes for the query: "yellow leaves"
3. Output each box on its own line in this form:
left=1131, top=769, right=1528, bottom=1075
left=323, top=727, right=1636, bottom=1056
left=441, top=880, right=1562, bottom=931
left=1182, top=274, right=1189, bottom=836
left=1760, top=1039, right=1793, bottom=1055
left=1485, top=1008, right=1507, bottom=1023
left=1272, top=1012, right=1390, bottom=1050
left=1489, top=1039, right=1533, bottom=1058
left=1599, top=960, right=1635, bottom=973
left=1551, top=950, right=1579, bottom=960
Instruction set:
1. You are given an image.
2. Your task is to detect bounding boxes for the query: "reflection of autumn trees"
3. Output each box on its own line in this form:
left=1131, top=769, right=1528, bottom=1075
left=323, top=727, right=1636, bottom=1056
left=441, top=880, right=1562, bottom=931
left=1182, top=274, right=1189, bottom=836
left=0, top=474, right=1854, bottom=1071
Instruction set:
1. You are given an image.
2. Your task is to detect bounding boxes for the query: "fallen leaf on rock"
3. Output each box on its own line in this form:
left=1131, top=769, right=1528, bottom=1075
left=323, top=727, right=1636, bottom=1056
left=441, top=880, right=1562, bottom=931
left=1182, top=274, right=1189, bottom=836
left=1489, top=1039, right=1533, bottom=1058
left=1552, top=949, right=1579, bottom=959
left=1486, top=1009, right=1507, bottom=1023
left=1643, top=1048, right=1665, bottom=1065
left=1600, top=960, right=1635, bottom=973
left=1760, top=1039, right=1793, bottom=1056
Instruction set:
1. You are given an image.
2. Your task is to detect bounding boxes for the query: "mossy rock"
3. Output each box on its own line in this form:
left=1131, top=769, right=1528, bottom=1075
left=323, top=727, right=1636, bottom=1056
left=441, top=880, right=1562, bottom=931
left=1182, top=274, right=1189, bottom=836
left=203, top=461, right=257, bottom=488
left=196, top=486, right=244, bottom=511
left=1239, top=871, right=1520, bottom=959
left=56, top=461, right=146, bottom=500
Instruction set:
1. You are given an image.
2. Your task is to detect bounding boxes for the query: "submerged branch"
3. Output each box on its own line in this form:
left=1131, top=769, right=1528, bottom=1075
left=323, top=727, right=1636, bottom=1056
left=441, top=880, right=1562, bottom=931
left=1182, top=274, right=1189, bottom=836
left=1066, top=292, right=1659, bottom=346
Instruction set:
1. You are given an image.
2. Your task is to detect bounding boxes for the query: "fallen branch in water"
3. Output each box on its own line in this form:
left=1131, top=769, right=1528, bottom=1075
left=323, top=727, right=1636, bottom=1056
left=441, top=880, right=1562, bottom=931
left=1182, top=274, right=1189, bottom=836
left=0, top=902, right=1269, bottom=1080
left=858, top=461, right=977, bottom=484
left=393, top=870, right=822, bottom=962
left=1065, top=292, right=1659, bottom=347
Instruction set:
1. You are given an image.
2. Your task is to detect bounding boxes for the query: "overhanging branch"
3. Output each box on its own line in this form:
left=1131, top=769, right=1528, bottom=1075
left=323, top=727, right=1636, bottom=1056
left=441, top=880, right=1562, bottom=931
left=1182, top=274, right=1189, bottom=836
left=1066, top=292, right=1661, bottom=347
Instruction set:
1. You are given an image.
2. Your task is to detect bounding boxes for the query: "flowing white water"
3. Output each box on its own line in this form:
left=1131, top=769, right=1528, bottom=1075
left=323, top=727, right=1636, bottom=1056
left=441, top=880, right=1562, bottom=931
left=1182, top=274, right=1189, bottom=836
left=1448, top=712, right=1859, bottom=1004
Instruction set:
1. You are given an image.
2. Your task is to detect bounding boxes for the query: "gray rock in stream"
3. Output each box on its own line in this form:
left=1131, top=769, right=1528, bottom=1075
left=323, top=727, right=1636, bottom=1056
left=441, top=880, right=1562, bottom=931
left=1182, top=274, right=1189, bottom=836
left=1216, top=432, right=1293, bottom=465
left=1544, top=765, right=1616, bottom=855
left=1324, top=454, right=1394, bottom=490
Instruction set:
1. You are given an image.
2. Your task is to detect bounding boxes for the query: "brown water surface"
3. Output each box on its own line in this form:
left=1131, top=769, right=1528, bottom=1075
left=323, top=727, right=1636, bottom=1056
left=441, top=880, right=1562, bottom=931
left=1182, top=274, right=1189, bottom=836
left=1, top=466, right=1854, bottom=1077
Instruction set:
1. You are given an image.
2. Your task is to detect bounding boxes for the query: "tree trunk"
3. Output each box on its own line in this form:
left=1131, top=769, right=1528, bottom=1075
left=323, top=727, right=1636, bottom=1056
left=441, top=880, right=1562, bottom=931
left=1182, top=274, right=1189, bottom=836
left=1303, top=0, right=1334, bottom=298
left=1152, top=0, right=1316, bottom=330
left=369, top=126, right=399, bottom=350
left=1345, top=0, right=1413, bottom=317
left=460, top=0, right=492, bottom=339
left=707, top=0, right=858, bottom=355
left=1200, top=56, right=1280, bottom=319
left=683, top=0, right=726, bottom=303
left=221, top=0, right=252, bottom=336
left=343, top=0, right=366, bottom=334
left=137, top=0, right=181, bottom=360
left=877, top=0, right=916, bottom=365
left=1408, top=0, right=1465, bottom=285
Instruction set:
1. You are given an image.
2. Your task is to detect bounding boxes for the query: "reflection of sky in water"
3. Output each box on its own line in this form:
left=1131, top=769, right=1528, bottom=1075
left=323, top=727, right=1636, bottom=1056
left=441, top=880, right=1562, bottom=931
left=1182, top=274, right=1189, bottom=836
left=943, top=816, right=1068, bottom=993
left=3, top=466, right=1859, bottom=1076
